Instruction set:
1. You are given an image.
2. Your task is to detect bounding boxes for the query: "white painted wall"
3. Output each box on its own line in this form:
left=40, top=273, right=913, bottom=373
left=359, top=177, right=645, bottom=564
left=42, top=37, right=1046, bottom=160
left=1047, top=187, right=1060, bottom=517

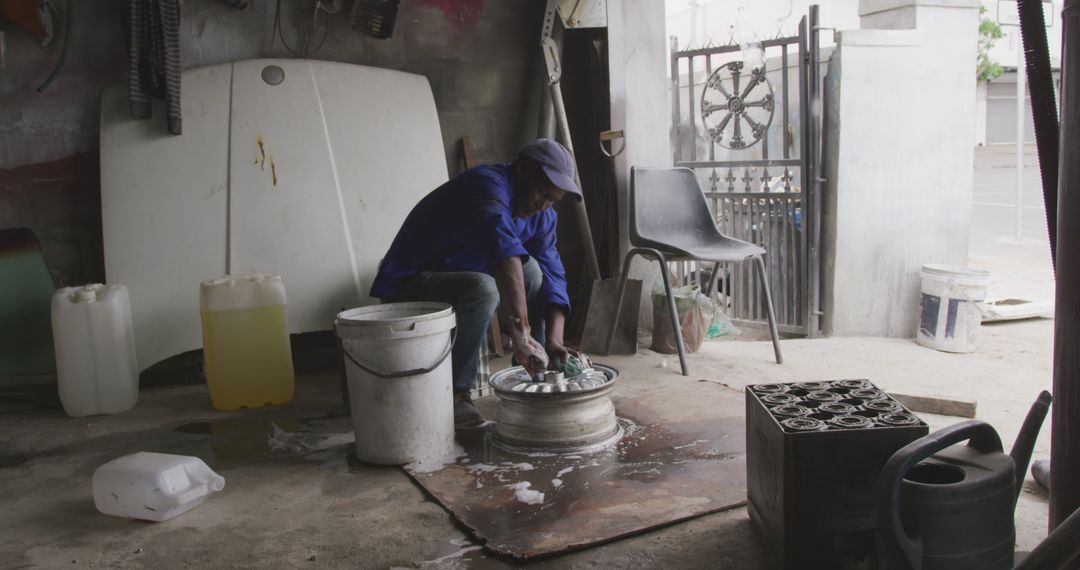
left=822, top=0, right=981, bottom=337
left=609, top=0, right=672, bottom=329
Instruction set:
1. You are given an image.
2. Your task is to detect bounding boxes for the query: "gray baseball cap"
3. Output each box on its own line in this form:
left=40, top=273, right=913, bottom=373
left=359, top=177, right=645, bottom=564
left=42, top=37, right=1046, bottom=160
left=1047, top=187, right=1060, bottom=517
left=517, top=138, right=582, bottom=201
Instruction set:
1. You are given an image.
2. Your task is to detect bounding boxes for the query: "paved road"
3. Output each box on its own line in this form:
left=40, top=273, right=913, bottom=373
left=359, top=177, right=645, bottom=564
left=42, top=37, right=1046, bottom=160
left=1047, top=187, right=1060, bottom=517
left=969, top=157, right=1056, bottom=300
left=972, top=165, right=1052, bottom=242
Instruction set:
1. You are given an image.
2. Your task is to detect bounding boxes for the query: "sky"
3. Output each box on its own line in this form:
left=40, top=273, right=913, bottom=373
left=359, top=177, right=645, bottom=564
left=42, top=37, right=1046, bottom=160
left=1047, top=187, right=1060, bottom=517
left=664, top=0, right=1063, bottom=68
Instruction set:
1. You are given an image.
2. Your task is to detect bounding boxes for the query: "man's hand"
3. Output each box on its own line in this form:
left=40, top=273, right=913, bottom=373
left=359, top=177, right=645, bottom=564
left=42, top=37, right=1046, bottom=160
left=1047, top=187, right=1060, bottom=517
left=493, top=257, right=549, bottom=376
left=509, top=317, right=548, bottom=377
left=546, top=341, right=570, bottom=369
left=544, top=305, right=572, bottom=371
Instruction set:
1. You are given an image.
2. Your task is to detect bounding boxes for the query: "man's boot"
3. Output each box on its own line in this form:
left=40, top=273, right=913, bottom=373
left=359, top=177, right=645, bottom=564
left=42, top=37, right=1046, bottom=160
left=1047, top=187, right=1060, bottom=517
left=454, top=391, right=482, bottom=428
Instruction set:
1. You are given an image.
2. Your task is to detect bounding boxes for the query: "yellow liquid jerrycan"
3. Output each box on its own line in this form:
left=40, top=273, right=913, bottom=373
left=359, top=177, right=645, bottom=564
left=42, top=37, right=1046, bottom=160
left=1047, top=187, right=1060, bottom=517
left=199, top=274, right=294, bottom=411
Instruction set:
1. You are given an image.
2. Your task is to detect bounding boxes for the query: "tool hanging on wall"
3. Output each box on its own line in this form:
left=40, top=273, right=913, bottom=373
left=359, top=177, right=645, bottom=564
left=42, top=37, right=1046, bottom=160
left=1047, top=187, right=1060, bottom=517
left=598, top=129, right=624, bottom=158
left=1, top=0, right=56, bottom=45
left=541, top=0, right=601, bottom=283
left=272, top=0, right=342, bottom=57
left=1, top=0, right=70, bottom=91
left=34, top=0, right=66, bottom=92
left=350, top=0, right=400, bottom=39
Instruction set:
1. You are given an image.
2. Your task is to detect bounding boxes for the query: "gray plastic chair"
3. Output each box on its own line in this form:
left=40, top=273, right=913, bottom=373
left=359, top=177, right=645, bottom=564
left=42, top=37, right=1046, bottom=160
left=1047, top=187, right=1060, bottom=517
left=605, top=166, right=783, bottom=375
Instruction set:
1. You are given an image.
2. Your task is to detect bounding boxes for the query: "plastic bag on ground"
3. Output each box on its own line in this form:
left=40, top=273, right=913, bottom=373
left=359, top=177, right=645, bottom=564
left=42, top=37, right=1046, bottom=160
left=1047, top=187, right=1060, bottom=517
left=650, top=282, right=738, bottom=354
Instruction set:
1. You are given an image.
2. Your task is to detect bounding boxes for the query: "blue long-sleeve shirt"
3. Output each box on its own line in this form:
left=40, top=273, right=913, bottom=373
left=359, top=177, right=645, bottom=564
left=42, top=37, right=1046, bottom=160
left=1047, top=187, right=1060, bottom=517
left=370, top=162, right=570, bottom=314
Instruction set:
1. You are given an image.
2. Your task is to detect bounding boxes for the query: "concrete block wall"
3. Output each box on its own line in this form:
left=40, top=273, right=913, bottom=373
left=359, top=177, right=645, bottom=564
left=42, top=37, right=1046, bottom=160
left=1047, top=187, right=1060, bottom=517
left=0, top=0, right=545, bottom=286
left=821, top=0, right=981, bottom=337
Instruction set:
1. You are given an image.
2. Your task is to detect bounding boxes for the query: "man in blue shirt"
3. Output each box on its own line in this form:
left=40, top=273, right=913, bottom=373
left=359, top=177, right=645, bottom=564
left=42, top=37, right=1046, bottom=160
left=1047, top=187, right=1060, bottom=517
left=371, top=139, right=580, bottom=426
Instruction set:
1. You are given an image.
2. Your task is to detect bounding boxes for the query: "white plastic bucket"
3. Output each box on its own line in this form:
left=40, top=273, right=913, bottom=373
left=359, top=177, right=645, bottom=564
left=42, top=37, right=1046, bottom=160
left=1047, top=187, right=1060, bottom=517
left=334, top=302, right=456, bottom=465
left=916, top=264, right=990, bottom=353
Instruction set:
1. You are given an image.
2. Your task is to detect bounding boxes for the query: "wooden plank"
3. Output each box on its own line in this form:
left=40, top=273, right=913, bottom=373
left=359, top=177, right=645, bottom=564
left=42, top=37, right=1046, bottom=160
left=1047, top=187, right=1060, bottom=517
left=889, top=392, right=977, bottom=418
left=405, top=392, right=749, bottom=560
left=459, top=135, right=475, bottom=172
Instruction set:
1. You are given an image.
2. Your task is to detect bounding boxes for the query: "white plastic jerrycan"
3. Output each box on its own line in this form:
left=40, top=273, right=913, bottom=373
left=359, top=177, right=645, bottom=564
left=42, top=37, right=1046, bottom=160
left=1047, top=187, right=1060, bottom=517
left=51, top=284, right=139, bottom=417
left=93, top=452, right=225, bottom=522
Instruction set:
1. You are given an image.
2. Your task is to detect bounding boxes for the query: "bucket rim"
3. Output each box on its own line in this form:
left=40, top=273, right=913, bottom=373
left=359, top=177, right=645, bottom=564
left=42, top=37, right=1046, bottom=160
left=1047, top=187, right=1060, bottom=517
left=920, top=264, right=990, bottom=279
left=335, top=302, right=453, bottom=326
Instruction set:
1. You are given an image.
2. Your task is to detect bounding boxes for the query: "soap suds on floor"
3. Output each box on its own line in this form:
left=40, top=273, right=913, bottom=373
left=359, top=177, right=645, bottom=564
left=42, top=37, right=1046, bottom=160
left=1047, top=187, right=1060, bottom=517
left=466, top=463, right=499, bottom=473
left=405, top=444, right=468, bottom=474
left=267, top=424, right=355, bottom=454
left=506, top=482, right=545, bottom=505
left=498, top=462, right=535, bottom=471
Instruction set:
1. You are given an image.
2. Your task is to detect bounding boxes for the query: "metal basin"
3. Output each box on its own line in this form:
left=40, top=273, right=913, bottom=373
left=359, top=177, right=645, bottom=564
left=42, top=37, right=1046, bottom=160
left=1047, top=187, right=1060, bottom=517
left=489, top=364, right=621, bottom=453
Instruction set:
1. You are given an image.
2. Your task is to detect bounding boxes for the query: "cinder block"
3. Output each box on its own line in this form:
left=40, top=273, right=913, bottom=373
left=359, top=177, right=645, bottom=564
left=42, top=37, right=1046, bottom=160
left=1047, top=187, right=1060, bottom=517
left=454, top=67, right=502, bottom=111
left=402, top=7, right=459, bottom=62
left=414, top=64, right=458, bottom=112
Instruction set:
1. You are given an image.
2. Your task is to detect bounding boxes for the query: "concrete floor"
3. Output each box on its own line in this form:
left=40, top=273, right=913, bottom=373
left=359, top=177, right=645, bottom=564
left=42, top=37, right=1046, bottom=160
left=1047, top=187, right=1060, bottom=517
left=2, top=151, right=1060, bottom=569
left=0, top=310, right=1055, bottom=569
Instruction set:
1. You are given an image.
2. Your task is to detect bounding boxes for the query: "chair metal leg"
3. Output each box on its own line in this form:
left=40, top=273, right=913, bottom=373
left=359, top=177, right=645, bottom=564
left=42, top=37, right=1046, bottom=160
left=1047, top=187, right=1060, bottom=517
left=705, top=261, right=722, bottom=297
left=604, top=249, right=638, bottom=355
left=655, top=250, right=690, bottom=376
left=753, top=255, right=783, bottom=364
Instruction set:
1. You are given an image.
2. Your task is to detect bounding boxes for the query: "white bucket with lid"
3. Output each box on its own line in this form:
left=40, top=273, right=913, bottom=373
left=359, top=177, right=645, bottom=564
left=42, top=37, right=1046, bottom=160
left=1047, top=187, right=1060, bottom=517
left=334, top=302, right=456, bottom=465
left=916, top=264, right=990, bottom=353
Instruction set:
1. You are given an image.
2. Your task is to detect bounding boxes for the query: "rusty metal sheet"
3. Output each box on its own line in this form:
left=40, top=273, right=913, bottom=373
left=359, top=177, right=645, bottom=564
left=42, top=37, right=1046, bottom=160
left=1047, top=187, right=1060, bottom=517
left=404, top=393, right=747, bottom=560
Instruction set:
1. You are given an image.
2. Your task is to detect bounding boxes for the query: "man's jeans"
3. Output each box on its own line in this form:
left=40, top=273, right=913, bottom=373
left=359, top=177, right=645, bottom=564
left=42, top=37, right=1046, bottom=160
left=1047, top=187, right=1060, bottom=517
left=390, top=259, right=545, bottom=393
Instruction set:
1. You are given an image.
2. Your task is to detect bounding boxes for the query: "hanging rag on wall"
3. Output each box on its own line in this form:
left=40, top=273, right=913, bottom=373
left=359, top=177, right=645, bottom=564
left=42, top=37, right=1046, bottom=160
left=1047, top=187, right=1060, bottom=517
left=124, top=0, right=182, bottom=135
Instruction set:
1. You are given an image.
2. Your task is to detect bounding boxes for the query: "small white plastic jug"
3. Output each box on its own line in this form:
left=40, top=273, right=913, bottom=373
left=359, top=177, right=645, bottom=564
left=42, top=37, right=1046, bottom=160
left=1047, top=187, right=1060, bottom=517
left=92, top=452, right=225, bottom=522
left=51, top=283, right=138, bottom=417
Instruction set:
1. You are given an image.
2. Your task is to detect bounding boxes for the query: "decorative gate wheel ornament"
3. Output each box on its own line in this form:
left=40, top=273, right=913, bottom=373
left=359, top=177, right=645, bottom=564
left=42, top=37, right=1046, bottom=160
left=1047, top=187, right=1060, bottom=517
left=701, top=61, right=775, bottom=150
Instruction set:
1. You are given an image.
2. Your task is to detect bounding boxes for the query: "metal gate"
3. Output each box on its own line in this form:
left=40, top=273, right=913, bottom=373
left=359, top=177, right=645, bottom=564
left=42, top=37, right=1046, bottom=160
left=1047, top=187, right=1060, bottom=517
left=670, top=6, right=822, bottom=336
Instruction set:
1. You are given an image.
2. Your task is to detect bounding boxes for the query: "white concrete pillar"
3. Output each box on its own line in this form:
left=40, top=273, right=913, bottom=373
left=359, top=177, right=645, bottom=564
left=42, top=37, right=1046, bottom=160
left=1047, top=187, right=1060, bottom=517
left=608, top=0, right=671, bottom=329
left=822, top=0, right=981, bottom=337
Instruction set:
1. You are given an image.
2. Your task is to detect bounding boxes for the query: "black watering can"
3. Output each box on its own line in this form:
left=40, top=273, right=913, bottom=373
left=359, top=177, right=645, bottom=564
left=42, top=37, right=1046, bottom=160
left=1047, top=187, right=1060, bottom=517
left=877, top=391, right=1052, bottom=570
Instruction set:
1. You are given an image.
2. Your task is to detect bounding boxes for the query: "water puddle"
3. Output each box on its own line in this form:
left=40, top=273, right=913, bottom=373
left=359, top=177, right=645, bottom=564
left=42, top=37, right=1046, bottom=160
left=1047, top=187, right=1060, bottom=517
left=391, top=533, right=530, bottom=569
left=172, top=416, right=354, bottom=469
left=403, top=412, right=745, bottom=560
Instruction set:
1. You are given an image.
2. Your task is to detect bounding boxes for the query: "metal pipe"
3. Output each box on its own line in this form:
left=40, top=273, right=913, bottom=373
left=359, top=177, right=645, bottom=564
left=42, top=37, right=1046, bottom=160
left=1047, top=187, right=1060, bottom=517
left=797, top=16, right=811, bottom=332
left=672, top=35, right=682, bottom=163
left=536, top=31, right=560, bottom=140
left=1051, top=0, right=1080, bottom=532
left=539, top=88, right=556, bottom=139
left=808, top=4, right=823, bottom=337
left=1016, top=53, right=1026, bottom=241
left=1017, top=0, right=1061, bottom=263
